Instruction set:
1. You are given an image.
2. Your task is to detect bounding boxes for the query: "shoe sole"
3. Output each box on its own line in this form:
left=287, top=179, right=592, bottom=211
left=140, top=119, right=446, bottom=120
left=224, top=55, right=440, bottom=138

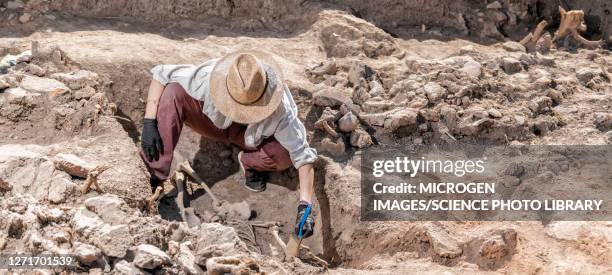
left=243, top=184, right=266, bottom=193
left=238, top=151, right=266, bottom=192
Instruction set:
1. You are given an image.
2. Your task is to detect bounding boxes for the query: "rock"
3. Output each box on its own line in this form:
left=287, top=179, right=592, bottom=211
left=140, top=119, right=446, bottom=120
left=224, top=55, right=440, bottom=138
left=594, top=113, right=612, bottom=131
left=25, top=64, right=46, bottom=76
left=20, top=75, right=69, bottom=94
left=547, top=90, right=563, bottom=105
left=6, top=0, right=24, bottom=9
left=419, top=223, right=462, bottom=259
left=73, top=242, right=100, bottom=265
left=113, top=260, right=145, bottom=275
left=519, top=53, right=536, bottom=66
left=383, top=108, right=419, bottom=132
left=368, top=80, right=384, bottom=97
left=133, top=244, right=171, bottom=269
left=350, top=128, right=373, bottom=148
left=536, top=53, right=555, bottom=66
left=215, top=201, right=251, bottom=221
left=487, top=1, right=502, bottom=9
left=84, top=194, right=128, bottom=225
left=338, top=112, right=359, bottom=133
left=53, top=153, right=93, bottom=178
left=47, top=175, right=76, bottom=204
left=318, top=11, right=397, bottom=58
left=535, top=33, right=552, bottom=54
left=18, top=13, right=32, bottom=23
left=459, top=45, right=476, bottom=55
left=5, top=87, right=31, bottom=99
left=576, top=68, right=598, bottom=84
left=195, top=223, right=248, bottom=266
left=606, top=131, right=612, bottom=143
left=206, top=256, right=260, bottom=275
left=177, top=242, right=204, bottom=275
left=0, top=144, right=56, bottom=200
left=72, top=207, right=104, bottom=237
left=318, top=137, right=346, bottom=157
left=347, top=62, right=374, bottom=87
left=312, top=87, right=351, bottom=107
left=488, top=109, right=502, bottom=118
left=0, top=78, right=9, bottom=90
left=93, top=224, right=132, bottom=258
left=501, top=57, right=522, bottom=74
left=423, top=82, right=446, bottom=103
left=460, top=60, right=482, bottom=78
left=51, top=70, right=99, bottom=90
left=306, top=61, right=337, bottom=76
left=502, top=41, right=526, bottom=52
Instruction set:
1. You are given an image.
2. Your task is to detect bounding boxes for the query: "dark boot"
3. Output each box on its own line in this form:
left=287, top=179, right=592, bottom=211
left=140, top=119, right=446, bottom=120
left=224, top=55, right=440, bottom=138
left=244, top=169, right=269, bottom=192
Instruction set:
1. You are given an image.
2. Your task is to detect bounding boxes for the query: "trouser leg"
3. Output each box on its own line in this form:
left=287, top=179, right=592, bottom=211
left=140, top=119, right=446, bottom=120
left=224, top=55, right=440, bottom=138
left=139, top=83, right=210, bottom=181
left=239, top=138, right=293, bottom=172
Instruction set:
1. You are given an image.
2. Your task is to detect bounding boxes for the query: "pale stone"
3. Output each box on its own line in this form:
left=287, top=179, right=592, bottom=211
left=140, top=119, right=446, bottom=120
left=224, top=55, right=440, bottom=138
left=502, top=41, right=526, bottom=52
left=93, top=224, right=132, bottom=258
left=383, top=108, right=419, bottom=132
left=350, top=128, right=373, bottom=148
left=72, top=207, right=104, bottom=237
left=53, top=153, right=94, bottom=178
left=20, top=75, right=69, bottom=94
left=113, top=260, right=145, bottom=275
left=18, top=13, right=31, bottom=24
left=84, top=194, right=127, bottom=225
left=423, top=82, right=446, bottom=103
left=313, top=87, right=351, bottom=107
left=195, top=223, right=248, bottom=266
left=338, top=112, right=359, bottom=133
left=51, top=70, right=99, bottom=90
left=177, top=242, right=203, bottom=275
left=133, top=244, right=171, bottom=269
left=501, top=57, right=522, bottom=74
left=73, top=242, right=100, bottom=265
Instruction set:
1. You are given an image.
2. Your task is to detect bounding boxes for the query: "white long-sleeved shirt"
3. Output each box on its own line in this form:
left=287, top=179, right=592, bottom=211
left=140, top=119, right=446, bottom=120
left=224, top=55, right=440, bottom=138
left=150, top=59, right=317, bottom=168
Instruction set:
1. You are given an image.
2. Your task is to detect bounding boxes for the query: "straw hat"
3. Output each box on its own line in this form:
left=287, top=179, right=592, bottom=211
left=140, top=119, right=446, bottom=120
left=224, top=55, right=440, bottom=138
left=209, top=50, right=285, bottom=124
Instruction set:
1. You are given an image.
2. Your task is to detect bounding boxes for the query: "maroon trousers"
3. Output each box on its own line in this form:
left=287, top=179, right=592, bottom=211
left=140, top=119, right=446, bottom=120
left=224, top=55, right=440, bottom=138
left=140, top=83, right=292, bottom=181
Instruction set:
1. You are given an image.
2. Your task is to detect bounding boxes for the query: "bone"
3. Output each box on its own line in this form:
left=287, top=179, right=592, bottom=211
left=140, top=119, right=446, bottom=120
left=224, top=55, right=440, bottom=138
left=80, top=165, right=109, bottom=194
left=146, top=186, right=163, bottom=213
left=270, top=225, right=287, bottom=251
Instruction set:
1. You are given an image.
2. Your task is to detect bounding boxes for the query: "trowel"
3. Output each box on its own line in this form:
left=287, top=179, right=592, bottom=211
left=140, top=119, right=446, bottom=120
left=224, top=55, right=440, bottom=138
left=285, top=204, right=312, bottom=260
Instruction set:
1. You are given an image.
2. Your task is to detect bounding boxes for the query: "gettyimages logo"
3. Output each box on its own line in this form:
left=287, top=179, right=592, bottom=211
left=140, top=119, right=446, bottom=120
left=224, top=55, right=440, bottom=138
left=361, top=144, right=611, bottom=221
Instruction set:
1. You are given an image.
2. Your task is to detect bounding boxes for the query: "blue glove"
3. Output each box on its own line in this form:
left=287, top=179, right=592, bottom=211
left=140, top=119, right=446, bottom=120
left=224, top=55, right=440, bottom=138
left=294, top=201, right=314, bottom=238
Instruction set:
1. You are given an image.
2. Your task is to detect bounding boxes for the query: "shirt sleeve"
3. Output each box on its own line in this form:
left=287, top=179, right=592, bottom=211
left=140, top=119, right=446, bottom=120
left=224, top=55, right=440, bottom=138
left=274, top=89, right=318, bottom=169
left=149, top=59, right=218, bottom=94
left=150, top=64, right=196, bottom=86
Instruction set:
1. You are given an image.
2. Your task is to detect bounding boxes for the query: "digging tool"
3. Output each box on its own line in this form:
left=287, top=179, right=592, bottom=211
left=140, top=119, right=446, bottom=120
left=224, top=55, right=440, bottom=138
left=178, top=161, right=221, bottom=207
left=285, top=204, right=312, bottom=260
left=174, top=171, right=201, bottom=228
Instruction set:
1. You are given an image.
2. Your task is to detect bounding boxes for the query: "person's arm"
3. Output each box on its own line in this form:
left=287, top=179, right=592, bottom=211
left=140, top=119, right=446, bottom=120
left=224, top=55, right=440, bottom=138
left=298, top=164, right=315, bottom=203
left=144, top=79, right=166, bottom=119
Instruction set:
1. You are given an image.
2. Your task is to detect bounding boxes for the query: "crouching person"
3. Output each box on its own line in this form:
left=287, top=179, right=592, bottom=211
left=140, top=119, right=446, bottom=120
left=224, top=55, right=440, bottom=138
left=139, top=50, right=316, bottom=238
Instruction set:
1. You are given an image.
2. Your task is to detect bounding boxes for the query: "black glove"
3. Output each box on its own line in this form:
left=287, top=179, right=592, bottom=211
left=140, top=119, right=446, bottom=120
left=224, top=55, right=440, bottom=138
left=294, top=202, right=314, bottom=239
left=141, top=118, right=164, bottom=161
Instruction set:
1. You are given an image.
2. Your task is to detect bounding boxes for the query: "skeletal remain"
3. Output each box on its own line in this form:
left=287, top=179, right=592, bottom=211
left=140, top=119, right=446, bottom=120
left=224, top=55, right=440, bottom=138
left=80, top=165, right=110, bottom=194
left=315, top=119, right=339, bottom=137
left=146, top=186, right=163, bottom=213
left=520, top=20, right=549, bottom=46
left=270, top=225, right=287, bottom=251
left=178, top=161, right=221, bottom=206
left=552, top=6, right=602, bottom=48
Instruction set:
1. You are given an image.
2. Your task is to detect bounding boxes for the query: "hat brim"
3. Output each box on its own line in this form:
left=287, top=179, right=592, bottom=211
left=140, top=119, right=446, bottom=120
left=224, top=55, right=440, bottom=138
left=209, top=50, right=285, bottom=124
